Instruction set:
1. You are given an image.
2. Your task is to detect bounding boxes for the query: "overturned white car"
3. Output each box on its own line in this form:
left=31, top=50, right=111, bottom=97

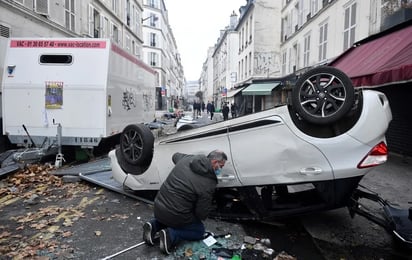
left=108, top=66, right=395, bottom=220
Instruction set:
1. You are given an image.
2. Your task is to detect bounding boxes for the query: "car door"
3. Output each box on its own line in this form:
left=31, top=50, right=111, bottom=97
left=155, top=121, right=242, bottom=188
left=228, top=113, right=333, bottom=186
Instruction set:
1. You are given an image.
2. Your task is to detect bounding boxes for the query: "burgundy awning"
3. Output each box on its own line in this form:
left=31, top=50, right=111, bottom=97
left=330, top=24, right=412, bottom=88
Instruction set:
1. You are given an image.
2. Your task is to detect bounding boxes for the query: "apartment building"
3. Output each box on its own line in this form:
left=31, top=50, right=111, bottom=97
left=141, top=0, right=185, bottom=111
left=204, top=0, right=283, bottom=110
left=200, top=0, right=412, bottom=155
left=235, top=0, right=283, bottom=113
left=201, top=0, right=411, bottom=113
left=0, top=0, right=184, bottom=111
left=200, top=46, right=215, bottom=104
left=211, top=11, right=239, bottom=109
left=280, top=0, right=382, bottom=75
left=0, top=0, right=144, bottom=52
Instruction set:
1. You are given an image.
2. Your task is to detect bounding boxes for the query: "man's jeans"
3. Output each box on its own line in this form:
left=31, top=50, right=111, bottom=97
left=150, top=219, right=205, bottom=245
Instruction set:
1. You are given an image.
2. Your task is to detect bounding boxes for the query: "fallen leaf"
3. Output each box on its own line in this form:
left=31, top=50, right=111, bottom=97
left=62, top=231, right=72, bottom=238
left=0, top=231, right=11, bottom=239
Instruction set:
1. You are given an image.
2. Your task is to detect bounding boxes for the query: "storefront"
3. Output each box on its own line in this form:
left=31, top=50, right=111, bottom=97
left=330, top=20, right=412, bottom=156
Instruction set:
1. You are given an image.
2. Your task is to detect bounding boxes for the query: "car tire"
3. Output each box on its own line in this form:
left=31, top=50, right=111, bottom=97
left=291, top=66, right=355, bottom=125
left=119, top=124, right=154, bottom=166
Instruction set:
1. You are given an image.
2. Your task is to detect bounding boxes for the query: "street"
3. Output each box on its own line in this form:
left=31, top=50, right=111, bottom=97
left=0, top=152, right=411, bottom=259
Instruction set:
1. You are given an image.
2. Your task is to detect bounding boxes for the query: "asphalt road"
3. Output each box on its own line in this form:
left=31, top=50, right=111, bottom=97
left=300, top=153, right=412, bottom=260
left=1, top=152, right=411, bottom=259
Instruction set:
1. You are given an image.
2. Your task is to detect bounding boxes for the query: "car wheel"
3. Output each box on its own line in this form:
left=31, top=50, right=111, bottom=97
left=291, top=66, right=355, bottom=125
left=119, top=124, right=154, bottom=166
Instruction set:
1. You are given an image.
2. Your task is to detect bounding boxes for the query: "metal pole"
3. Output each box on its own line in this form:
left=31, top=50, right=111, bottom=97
left=54, top=122, right=64, bottom=168
left=99, top=241, right=146, bottom=260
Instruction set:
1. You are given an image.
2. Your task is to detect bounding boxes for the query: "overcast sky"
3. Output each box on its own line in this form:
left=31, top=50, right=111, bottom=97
left=165, top=0, right=246, bottom=81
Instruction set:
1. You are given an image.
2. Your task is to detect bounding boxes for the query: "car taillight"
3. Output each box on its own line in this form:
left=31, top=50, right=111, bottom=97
left=357, top=142, right=388, bottom=168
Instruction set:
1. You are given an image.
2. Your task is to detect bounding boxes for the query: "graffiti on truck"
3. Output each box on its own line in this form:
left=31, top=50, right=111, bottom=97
left=122, top=89, right=136, bottom=111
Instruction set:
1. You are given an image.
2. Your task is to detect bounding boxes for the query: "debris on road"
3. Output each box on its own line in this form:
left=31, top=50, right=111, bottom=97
left=1, top=163, right=299, bottom=260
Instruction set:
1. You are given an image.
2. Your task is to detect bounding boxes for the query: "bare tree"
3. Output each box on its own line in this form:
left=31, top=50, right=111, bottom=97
left=195, top=91, right=203, bottom=101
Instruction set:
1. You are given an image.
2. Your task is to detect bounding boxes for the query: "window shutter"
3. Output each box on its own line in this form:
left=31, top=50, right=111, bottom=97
left=89, top=5, right=94, bottom=37
left=35, top=0, right=49, bottom=15
left=100, top=15, right=105, bottom=37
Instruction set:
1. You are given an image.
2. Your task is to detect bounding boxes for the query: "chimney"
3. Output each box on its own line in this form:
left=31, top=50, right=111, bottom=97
left=230, top=11, right=238, bottom=29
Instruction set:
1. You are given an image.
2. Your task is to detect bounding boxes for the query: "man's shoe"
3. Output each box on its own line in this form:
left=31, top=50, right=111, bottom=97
left=143, top=222, right=154, bottom=246
left=159, top=229, right=172, bottom=255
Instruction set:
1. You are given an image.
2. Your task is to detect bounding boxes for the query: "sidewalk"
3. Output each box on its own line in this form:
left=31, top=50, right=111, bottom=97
left=301, top=153, right=412, bottom=259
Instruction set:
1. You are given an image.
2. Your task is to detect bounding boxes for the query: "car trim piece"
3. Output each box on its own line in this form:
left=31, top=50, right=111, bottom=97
left=228, top=119, right=281, bottom=133
left=162, top=119, right=281, bottom=144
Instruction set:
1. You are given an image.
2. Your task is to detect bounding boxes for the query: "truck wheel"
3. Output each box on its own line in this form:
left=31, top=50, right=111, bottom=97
left=119, top=124, right=154, bottom=166
left=291, top=66, right=355, bottom=125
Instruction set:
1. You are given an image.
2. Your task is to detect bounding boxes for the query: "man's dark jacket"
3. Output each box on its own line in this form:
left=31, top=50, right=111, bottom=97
left=154, top=153, right=218, bottom=227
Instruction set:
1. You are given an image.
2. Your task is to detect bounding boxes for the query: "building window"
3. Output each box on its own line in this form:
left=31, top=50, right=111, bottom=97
left=304, top=33, right=311, bottom=67
left=150, top=32, right=156, bottom=47
left=296, top=1, right=303, bottom=28
left=241, top=27, right=244, bottom=50
left=111, top=0, right=118, bottom=14
left=292, top=43, right=298, bottom=71
left=134, top=9, right=140, bottom=34
left=241, top=59, right=244, bottom=79
left=245, top=20, right=249, bottom=47
left=149, top=52, right=157, bottom=66
left=102, top=17, right=109, bottom=38
left=245, top=55, right=248, bottom=78
left=132, top=40, right=136, bottom=55
left=249, top=52, right=252, bottom=76
left=238, top=59, right=241, bottom=80
left=126, top=0, right=131, bottom=26
left=318, top=22, right=328, bottom=62
left=88, top=5, right=101, bottom=38
left=343, top=2, right=357, bottom=50
left=111, top=23, right=119, bottom=43
left=125, top=34, right=131, bottom=50
left=311, top=0, right=320, bottom=15
left=282, top=50, right=287, bottom=75
left=151, top=15, right=158, bottom=27
left=64, top=0, right=75, bottom=32
left=249, top=15, right=253, bottom=43
left=149, top=0, right=159, bottom=8
left=93, top=9, right=100, bottom=38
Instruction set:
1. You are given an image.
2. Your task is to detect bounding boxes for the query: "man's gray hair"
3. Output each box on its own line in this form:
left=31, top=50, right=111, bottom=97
left=207, top=150, right=228, bottom=161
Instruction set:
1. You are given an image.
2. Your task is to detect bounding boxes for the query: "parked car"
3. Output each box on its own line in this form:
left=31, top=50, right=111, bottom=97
left=109, top=66, right=392, bottom=220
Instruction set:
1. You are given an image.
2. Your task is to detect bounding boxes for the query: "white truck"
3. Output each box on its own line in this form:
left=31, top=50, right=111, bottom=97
left=1, top=38, right=156, bottom=161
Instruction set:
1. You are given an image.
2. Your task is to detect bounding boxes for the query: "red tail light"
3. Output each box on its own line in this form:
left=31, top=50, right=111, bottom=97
left=357, top=142, right=388, bottom=168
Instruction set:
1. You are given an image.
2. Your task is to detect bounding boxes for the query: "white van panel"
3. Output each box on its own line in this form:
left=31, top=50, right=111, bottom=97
left=1, top=38, right=156, bottom=147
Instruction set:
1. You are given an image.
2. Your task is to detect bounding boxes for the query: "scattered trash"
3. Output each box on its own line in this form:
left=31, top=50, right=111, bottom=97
left=274, top=251, right=297, bottom=260
left=172, top=233, right=296, bottom=260
left=23, top=194, right=40, bottom=205
left=184, top=247, right=193, bottom=257
left=62, top=175, right=81, bottom=183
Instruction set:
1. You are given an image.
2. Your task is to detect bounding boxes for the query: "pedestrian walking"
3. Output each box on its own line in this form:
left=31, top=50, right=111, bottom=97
left=210, top=101, right=215, bottom=120
left=206, top=101, right=211, bottom=115
left=142, top=150, right=228, bottom=255
left=222, top=103, right=229, bottom=121
left=231, top=102, right=237, bottom=118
